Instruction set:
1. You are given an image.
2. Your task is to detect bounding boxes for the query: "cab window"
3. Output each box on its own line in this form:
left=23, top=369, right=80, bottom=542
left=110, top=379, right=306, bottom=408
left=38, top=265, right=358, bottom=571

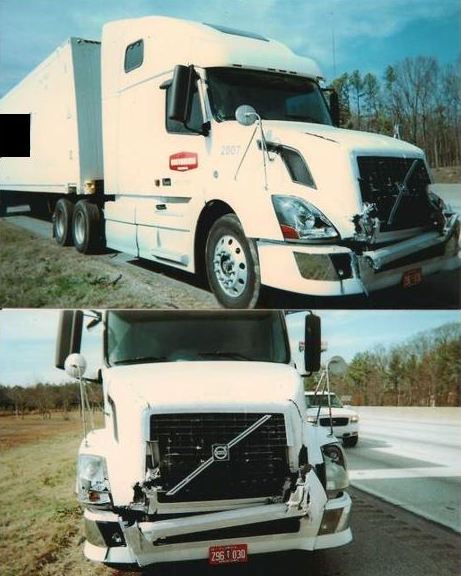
left=124, top=40, right=144, bottom=73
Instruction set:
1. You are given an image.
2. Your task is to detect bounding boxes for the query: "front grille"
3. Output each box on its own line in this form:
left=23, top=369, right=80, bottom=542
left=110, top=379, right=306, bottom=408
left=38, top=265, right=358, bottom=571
left=319, top=417, right=348, bottom=427
left=357, top=156, right=434, bottom=231
left=150, top=413, right=289, bottom=502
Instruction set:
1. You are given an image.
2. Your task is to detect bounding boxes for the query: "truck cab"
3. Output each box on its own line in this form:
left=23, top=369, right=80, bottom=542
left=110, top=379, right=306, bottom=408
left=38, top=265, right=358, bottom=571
left=57, top=310, right=352, bottom=570
left=101, top=17, right=459, bottom=308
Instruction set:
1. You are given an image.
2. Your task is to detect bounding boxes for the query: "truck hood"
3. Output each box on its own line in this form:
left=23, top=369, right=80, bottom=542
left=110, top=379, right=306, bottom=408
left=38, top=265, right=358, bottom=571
left=105, top=360, right=305, bottom=413
left=263, top=121, right=423, bottom=156
left=265, top=122, right=425, bottom=238
left=228, top=120, right=425, bottom=238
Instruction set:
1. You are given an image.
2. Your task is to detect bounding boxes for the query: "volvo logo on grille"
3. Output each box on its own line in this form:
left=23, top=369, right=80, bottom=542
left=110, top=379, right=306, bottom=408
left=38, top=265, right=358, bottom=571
left=212, top=444, right=230, bottom=461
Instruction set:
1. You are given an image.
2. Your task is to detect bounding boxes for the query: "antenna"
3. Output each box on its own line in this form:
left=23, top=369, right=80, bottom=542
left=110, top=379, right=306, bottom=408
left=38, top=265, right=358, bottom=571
left=330, top=10, right=337, bottom=78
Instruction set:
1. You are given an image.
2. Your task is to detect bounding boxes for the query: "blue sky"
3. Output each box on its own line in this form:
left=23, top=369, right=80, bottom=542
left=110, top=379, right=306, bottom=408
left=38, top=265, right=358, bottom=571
left=0, top=0, right=459, bottom=96
left=0, top=309, right=459, bottom=386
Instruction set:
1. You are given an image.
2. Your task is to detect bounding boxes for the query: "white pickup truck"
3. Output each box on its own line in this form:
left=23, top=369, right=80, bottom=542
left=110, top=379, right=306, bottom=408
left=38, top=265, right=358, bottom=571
left=1, top=16, right=459, bottom=307
left=56, top=310, right=352, bottom=570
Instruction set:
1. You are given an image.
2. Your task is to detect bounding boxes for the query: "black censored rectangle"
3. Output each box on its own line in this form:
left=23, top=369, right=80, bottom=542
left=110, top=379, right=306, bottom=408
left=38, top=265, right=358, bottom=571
left=0, top=114, right=31, bottom=157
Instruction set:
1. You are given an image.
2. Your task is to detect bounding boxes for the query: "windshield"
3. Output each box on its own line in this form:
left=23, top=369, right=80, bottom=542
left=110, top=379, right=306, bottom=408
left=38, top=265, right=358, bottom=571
left=206, top=67, right=332, bottom=124
left=306, top=394, right=343, bottom=408
left=106, top=310, right=289, bottom=366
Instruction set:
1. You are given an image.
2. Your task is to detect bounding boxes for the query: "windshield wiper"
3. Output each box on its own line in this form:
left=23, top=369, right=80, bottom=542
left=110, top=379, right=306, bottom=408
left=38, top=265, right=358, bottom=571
left=112, top=356, right=168, bottom=365
left=198, top=351, right=251, bottom=360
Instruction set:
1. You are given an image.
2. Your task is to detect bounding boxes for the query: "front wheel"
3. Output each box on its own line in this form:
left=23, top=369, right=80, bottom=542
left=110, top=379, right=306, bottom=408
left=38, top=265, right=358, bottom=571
left=72, top=200, right=102, bottom=254
left=206, top=214, right=261, bottom=309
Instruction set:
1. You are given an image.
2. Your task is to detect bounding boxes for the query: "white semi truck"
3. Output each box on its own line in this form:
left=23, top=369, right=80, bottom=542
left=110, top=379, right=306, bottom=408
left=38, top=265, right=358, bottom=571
left=56, top=309, right=352, bottom=570
left=1, top=16, right=459, bottom=307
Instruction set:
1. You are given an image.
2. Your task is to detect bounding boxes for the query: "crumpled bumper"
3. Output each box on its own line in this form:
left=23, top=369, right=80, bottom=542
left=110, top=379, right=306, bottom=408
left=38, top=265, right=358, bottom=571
left=257, top=214, right=460, bottom=296
left=82, top=472, right=352, bottom=568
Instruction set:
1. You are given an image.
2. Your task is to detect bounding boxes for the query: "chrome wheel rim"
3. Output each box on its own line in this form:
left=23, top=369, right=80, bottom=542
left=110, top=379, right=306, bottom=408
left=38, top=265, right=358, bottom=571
left=55, top=209, right=66, bottom=239
left=74, top=210, right=86, bottom=245
left=212, top=234, right=248, bottom=297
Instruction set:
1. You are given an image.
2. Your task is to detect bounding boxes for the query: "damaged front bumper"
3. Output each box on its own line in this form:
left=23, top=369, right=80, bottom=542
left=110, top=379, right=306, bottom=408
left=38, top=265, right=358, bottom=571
left=82, top=470, right=352, bottom=569
left=257, top=214, right=460, bottom=297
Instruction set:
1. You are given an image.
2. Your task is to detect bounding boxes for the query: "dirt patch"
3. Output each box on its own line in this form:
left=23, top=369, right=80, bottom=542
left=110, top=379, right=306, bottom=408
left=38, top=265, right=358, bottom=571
left=0, top=412, right=82, bottom=451
left=0, top=218, right=219, bottom=309
left=0, top=412, right=104, bottom=451
left=431, top=165, right=461, bottom=184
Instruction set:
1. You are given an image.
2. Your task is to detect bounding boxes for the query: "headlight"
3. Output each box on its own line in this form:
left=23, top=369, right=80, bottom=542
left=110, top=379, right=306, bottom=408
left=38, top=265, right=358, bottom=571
left=428, top=191, right=449, bottom=212
left=77, top=454, right=112, bottom=507
left=322, top=443, right=349, bottom=496
left=306, top=415, right=318, bottom=423
left=350, top=415, right=359, bottom=423
left=272, top=195, right=338, bottom=242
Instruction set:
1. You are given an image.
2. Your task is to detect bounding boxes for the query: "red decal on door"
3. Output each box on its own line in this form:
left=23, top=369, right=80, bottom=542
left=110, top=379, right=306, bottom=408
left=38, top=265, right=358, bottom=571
left=169, top=152, right=198, bottom=171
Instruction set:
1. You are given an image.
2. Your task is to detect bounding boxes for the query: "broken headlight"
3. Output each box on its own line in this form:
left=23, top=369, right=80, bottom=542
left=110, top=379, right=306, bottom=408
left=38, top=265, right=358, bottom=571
left=322, top=443, right=349, bottom=497
left=428, top=190, right=449, bottom=212
left=272, top=195, right=338, bottom=242
left=77, top=454, right=112, bottom=507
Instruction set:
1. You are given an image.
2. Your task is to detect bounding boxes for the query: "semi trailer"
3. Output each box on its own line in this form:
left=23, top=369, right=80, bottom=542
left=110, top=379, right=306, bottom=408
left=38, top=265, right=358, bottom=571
left=1, top=16, right=459, bottom=307
left=56, top=309, right=352, bottom=570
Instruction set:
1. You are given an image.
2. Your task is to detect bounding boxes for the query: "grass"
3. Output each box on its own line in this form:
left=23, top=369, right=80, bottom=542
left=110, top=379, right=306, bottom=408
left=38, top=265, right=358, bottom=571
left=0, top=219, right=217, bottom=309
left=0, top=412, right=129, bottom=576
left=0, top=223, right=126, bottom=307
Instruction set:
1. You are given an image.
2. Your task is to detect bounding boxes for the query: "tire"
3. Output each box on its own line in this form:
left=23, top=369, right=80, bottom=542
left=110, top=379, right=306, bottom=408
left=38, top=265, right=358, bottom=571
left=206, top=214, right=261, bottom=308
left=72, top=200, right=102, bottom=254
left=53, top=198, right=74, bottom=246
left=343, top=436, right=358, bottom=448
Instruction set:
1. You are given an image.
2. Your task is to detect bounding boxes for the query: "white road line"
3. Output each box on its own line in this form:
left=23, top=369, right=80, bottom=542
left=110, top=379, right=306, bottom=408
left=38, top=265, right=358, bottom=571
left=350, top=466, right=461, bottom=481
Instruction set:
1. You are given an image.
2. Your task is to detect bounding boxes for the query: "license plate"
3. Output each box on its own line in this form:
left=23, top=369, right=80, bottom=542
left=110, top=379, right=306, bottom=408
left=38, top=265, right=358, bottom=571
left=209, top=544, right=248, bottom=565
left=402, top=268, right=422, bottom=288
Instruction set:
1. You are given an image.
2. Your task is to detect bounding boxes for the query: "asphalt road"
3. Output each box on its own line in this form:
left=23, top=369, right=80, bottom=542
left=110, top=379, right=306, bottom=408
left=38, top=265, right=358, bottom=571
left=347, top=407, right=461, bottom=533
left=134, top=487, right=460, bottom=576
left=3, top=182, right=460, bottom=309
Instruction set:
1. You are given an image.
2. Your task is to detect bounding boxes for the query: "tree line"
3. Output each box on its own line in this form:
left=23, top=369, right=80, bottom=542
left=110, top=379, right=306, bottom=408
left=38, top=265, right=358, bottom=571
left=332, top=56, right=460, bottom=168
left=0, top=381, right=103, bottom=418
left=310, top=322, right=460, bottom=407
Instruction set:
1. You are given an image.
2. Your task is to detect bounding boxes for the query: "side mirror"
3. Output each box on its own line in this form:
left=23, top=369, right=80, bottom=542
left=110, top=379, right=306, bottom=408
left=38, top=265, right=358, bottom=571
left=329, top=90, right=340, bottom=127
left=304, top=313, right=321, bottom=374
left=167, top=64, right=195, bottom=123
left=55, top=310, right=83, bottom=369
left=235, top=104, right=259, bottom=126
left=64, top=353, right=87, bottom=379
left=327, top=355, right=348, bottom=377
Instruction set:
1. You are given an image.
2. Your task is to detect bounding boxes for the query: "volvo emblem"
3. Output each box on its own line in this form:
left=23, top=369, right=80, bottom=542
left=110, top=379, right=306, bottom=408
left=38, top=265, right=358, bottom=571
left=212, top=444, right=230, bottom=461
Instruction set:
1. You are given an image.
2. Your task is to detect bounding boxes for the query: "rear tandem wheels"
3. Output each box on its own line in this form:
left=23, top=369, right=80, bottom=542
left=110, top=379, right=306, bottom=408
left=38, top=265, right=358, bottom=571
left=53, top=197, right=103, bottom=254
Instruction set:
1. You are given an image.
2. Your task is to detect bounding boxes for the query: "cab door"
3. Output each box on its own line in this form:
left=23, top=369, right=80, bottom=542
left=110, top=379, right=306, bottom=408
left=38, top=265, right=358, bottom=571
left=136, top=76, right=209, bottom=270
